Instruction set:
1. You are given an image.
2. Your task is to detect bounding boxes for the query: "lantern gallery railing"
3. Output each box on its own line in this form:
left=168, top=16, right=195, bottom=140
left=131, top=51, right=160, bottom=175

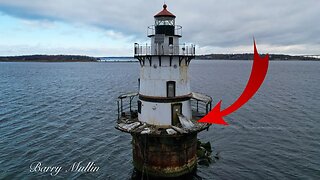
left=134, top=43, right=195, bottom=56
left=147, top=25, right=182, bottom=37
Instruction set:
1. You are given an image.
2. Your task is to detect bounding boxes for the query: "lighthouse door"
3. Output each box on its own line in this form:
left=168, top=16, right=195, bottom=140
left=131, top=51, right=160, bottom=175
left=171, top=103, right=182, bottom=126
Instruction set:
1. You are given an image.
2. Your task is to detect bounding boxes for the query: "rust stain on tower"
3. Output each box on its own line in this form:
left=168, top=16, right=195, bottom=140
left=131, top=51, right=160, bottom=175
left=116, top=4, right=212, bottom=178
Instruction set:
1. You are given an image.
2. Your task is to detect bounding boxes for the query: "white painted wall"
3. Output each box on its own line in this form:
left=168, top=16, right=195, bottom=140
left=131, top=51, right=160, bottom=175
left=138, top=100, right=192, bottom=126
left=139, top=57, right=190, bottom=97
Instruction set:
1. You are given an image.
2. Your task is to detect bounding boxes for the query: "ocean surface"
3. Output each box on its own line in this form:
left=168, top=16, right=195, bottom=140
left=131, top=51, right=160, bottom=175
left=0, top=60, right=319, bottom=179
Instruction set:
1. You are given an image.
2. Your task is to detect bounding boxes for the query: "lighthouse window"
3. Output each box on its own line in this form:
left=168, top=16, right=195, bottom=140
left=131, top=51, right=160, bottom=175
left=169, top=37, right=173, bottom=45
left=137, top=100, right=142, bottom=114
left=167, top=81, right=176, bottom=98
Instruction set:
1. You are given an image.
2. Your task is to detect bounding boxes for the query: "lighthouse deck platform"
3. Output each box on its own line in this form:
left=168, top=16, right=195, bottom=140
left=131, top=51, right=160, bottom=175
left=116, top=112, right=210, bottom=137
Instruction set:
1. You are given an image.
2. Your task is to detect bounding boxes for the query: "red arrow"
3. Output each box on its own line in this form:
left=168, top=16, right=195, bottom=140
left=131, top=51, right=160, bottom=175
left=198, top=40, right=269, bottom=125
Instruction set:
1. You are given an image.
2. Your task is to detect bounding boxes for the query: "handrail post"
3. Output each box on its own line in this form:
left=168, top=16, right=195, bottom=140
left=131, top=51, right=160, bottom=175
left=120, top=98, right=123, bottom=113
left=196, top=100, right=199, bottom=112
left=130, top=97, right=132, bottom=112
left=117, top=100, right=120, bottom=120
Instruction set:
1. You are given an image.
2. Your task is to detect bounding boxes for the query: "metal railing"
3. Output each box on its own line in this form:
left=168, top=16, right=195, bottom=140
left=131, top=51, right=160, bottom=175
left=147, top=25, right=182, bottom=37
left=191, top=99, right=212, bottom=117
left=134, top=43, right=195, bottom=56
left=191, top=92, right=212, bottom=117
left=117, top=93, right=139, bottom=121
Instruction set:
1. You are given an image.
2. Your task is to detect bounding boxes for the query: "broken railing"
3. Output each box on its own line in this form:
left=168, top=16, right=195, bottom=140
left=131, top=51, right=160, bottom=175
left=117, top=92, right=139, bottom=121
left=191, top=92, right=212, bottom=118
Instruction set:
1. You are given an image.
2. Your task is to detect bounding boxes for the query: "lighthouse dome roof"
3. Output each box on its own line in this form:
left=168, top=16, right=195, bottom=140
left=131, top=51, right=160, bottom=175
left=154, top=4, right=176, bottom=18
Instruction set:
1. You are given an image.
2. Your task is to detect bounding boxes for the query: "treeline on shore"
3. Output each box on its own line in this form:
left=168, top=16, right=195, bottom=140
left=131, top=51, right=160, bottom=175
left=0, top=55, right=97, bottom=62
left=196, top=54, right=319, bottom=61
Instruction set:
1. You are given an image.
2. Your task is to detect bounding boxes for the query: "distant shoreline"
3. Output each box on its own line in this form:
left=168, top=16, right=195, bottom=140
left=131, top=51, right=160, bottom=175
left=196, top=53, right=319, bottom=61
left=0, top=55, right=97, bottom=62
left=0, top=54, right=319, bottom=62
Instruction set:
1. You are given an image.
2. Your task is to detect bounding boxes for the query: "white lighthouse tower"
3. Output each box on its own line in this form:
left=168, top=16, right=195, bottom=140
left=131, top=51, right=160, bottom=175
left=116, top=4, right=212, bottom=178
left=136, top=4, right=194, bottom=126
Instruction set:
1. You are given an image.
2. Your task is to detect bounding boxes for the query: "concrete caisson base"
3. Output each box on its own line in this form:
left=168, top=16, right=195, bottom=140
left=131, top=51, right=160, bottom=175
left=132, top=133, right=198, bottom=178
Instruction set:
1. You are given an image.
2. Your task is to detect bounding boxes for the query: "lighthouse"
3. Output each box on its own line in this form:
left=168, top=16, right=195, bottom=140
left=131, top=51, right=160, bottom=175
left=116, top=4, right=212, bottom=178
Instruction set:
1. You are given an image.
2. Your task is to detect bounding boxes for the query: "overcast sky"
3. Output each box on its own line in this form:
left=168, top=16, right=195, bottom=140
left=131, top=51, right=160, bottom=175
left=0, top=0, right=319, bottom=56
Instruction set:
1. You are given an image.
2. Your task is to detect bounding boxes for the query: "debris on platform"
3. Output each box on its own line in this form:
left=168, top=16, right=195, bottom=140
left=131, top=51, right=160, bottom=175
left=178, top=114, right=195, bottom=129
left=166, top=128, right=177, bottom=135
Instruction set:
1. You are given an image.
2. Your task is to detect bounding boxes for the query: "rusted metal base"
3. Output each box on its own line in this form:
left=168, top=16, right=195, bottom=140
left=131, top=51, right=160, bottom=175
left=131, top=133, right=198, bottom=178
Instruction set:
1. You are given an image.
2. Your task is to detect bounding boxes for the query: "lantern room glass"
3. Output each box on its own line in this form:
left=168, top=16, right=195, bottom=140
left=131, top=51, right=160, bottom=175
left=155, top=17, right=175, bottom=26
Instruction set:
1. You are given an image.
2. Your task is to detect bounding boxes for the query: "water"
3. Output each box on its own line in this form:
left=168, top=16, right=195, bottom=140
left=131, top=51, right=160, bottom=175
left=0, top=61, right=319, bottom=179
